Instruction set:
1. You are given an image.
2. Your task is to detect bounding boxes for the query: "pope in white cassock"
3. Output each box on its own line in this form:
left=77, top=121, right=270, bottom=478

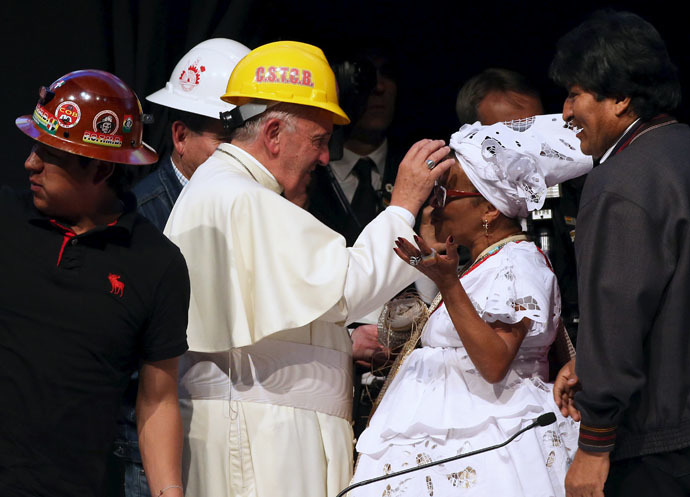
left=164, top=41, right=454, bottom=497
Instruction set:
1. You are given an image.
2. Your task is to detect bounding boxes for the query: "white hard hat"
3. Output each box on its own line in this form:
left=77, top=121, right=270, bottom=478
left=147, top=38, right=250, bottom=119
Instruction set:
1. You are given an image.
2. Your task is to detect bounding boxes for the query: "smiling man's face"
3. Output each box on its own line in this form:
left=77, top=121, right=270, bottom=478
left=562, top=85, right=631, bottom=159
left=278, top=108, right=333, bottom=201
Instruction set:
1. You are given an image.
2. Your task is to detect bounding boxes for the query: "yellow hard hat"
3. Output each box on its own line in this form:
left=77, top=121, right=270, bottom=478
left=221, top=41, right=350, bottom=125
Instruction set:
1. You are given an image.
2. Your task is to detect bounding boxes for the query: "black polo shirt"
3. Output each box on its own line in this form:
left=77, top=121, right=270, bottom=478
left=0, top=186, right=190, bottom=497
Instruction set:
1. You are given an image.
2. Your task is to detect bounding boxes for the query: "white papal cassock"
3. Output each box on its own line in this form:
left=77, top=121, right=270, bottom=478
left=164, top=143, right=419, bottom=497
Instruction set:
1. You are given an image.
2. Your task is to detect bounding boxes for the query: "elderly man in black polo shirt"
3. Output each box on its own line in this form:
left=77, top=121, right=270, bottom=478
left=0, top=70, right=190, bottom=497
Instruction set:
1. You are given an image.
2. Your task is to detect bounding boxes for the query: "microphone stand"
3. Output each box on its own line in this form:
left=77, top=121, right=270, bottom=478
left=336, top=412, right=557, bottom=497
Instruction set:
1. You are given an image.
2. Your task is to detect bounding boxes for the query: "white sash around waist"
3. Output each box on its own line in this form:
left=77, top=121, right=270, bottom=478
left=178, top=339, right=353, bottom=420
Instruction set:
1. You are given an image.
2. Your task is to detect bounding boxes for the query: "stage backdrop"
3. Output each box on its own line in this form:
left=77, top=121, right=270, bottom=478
left=3, top=0, right=688, bottom=188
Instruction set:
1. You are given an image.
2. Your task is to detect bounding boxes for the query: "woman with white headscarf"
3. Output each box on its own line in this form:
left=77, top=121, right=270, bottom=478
left=350, top=115, right=591, bottom=496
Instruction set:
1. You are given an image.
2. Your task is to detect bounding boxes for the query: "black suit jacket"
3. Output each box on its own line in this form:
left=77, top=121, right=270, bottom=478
left=308, top=147, right=401, bottom=246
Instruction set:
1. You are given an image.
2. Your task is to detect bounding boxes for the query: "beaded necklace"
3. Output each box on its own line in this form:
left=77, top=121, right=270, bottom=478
left=459, top=233, right=529, bottom=278
left=428, top=233, right=529, bottom=315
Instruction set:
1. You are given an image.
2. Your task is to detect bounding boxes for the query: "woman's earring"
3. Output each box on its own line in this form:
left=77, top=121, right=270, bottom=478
left=482, top=219, right=489, bottom=237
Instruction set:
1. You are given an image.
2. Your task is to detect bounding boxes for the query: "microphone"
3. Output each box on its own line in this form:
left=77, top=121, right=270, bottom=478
left=336, top=412, right=557, bottom=497
left=536, top=412, right=557, bottom=426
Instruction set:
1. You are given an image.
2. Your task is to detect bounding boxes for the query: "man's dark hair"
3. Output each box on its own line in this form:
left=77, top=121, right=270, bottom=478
left=549, top=10, right=681, bottom=120
left=105, top=164, right=135, bottom=196
left=155, top=108, right=230, bottom=159
left=167, top=108, right=224, bottom=136
left=455, top=68, right=540, bottom=125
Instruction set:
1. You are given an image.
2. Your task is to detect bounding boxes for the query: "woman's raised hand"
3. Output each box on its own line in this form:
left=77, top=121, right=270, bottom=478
left=394, top=234, right=461, bottom=291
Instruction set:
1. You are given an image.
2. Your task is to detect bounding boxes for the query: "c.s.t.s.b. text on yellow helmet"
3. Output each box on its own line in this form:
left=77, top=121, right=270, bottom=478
left=220, top=41, right=350, bottom=128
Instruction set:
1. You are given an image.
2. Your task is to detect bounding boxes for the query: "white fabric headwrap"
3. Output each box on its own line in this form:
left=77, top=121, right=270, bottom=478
left=449, top=114, right=593, bottom=218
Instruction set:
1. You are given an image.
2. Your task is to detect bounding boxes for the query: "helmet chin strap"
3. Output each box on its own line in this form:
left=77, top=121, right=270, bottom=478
left=220, top=102, right=269, bottom=131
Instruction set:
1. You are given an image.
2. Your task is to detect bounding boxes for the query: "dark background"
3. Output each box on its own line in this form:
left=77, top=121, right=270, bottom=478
left=3, top=0, right=688, bottom=188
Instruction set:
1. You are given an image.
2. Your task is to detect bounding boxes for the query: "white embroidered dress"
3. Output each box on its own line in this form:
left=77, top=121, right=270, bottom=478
left=352, top=241, right=579, bottom=497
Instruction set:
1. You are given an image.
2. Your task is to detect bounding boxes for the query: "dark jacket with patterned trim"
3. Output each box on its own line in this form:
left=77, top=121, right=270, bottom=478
left=574, top=119, right=690, bottom=461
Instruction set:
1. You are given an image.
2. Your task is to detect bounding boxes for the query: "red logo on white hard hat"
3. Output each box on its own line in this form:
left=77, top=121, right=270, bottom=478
left=179, top=58, right=206, bottom=92
left=93, top=110, right=119, bottom=135
left=55, top=101, right=81, bottom=129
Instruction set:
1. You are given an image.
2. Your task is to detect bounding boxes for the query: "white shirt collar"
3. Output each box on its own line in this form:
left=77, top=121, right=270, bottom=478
left=169, top=156, right=190, bottom=187
left=225, top=143, right=276, bottom=178
left=599, top=118, right=641, bottom=164
left=216, top=143, right=282, bottom=194
left=330, top=139, right=388, bottom=182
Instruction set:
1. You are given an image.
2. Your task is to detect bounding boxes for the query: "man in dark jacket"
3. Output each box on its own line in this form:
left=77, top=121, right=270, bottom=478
left=550, top=10, right=690, bottom=497
left=133, top=38, right=249, bottom=230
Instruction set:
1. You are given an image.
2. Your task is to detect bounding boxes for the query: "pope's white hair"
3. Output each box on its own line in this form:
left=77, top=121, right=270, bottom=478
left=232, top=102, right=306, bottom=143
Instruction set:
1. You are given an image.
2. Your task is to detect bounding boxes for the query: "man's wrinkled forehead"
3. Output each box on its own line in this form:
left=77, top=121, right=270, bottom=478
left=298, top=107, right=334, bottom=134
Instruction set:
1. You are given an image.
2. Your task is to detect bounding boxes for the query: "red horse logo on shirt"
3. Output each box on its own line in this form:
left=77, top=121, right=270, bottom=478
left=108, top=273, right=125, bottom=297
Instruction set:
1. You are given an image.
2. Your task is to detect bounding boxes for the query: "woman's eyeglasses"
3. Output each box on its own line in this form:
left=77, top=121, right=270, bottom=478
left=430, top=183, right=482, bottom=208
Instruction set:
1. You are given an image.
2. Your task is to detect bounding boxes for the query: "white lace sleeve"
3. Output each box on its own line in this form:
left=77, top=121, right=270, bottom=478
left=470, top=244, right=558, bottom=337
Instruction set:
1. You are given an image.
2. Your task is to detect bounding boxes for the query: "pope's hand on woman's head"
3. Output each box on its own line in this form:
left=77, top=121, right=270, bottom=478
left=394, top=234, right=461, bottom=290
left=390, top=139, right=454, bottom=217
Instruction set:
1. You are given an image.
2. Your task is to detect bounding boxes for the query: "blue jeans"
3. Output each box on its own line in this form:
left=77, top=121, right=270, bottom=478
left=113, top=372, right=151, bottom=497
left=123, top=458, right=150, bottom=497
left=113, top=437, right=151, bottom=497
